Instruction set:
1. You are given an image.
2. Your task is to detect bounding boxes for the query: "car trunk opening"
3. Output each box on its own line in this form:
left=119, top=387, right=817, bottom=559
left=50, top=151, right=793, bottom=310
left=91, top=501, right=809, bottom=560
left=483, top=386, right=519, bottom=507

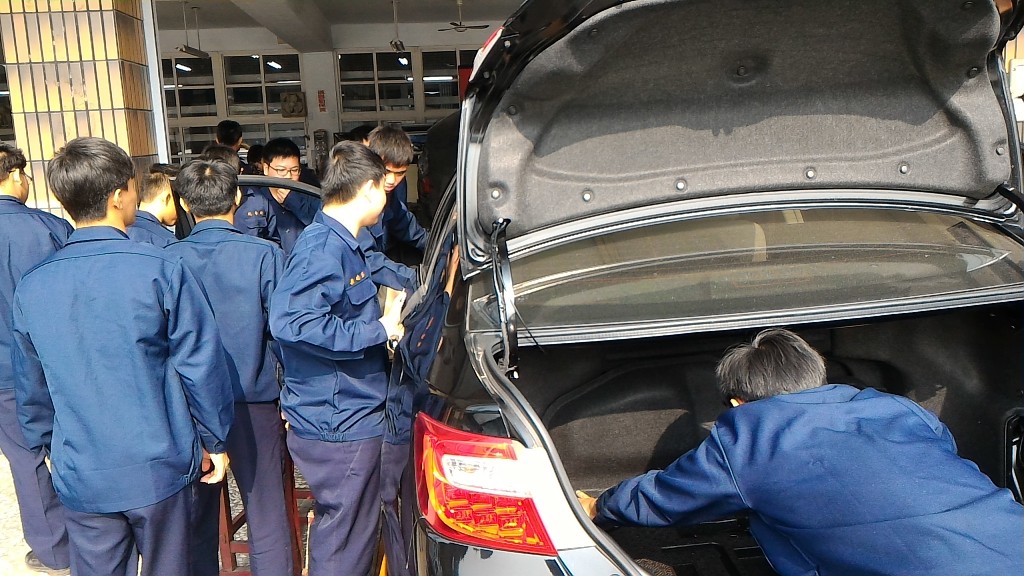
left=508, top=304, right=1022, bottom=575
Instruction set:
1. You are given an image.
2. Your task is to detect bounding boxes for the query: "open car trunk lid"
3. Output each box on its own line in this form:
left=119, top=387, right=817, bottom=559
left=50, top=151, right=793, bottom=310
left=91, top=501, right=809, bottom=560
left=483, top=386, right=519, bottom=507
left=460, top=0, right=1024, bottom=267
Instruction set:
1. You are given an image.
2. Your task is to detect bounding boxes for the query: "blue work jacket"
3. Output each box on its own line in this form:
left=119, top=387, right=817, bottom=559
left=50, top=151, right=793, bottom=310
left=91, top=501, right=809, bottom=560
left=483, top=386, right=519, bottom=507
left=165, top=219, right=285, bottom=403
left=595, top=384, right=1024, bottom=576
left=235, top=186, right=320, bottom=255
left=367, top=190, right=427, bottom=254
left=0, top=196, right=72, bottom=390
left=235, top=186, right=281, bottom=248
left=11, top=226, right=234, bottom=514
left=269, top=212, right=389, bottom=443
left=357, top=227, right=417, bottom=293
left=126, top=210, right=175, bottom=247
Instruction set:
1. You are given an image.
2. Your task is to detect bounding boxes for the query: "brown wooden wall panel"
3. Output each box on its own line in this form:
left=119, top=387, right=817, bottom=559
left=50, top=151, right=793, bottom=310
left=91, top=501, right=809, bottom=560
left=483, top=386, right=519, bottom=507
left=1, top=0, right=153, bottom=214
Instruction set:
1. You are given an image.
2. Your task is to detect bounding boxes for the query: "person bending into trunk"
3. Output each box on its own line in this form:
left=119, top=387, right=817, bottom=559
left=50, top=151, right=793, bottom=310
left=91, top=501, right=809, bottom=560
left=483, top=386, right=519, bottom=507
left=577, top=328, right=1024, bottom=576
left=167, top=158, right=292, bottom=576
left=269, top=141, right=405, bottom=576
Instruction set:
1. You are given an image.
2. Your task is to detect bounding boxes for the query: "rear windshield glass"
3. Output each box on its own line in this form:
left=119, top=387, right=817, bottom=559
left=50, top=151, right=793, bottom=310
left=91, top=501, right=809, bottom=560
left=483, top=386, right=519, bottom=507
left=472, top=208, right=1024, bottom=329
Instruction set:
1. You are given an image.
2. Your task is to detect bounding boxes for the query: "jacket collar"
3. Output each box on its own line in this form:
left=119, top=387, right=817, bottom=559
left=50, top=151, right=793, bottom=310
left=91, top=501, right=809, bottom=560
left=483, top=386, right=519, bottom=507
left=67, top=225, right=129, bottom=244
left=314, top=211, right=361, bottom=252
left=189, top=219, right=242, bottom=236
left=135, top=210, right=161, bottom=225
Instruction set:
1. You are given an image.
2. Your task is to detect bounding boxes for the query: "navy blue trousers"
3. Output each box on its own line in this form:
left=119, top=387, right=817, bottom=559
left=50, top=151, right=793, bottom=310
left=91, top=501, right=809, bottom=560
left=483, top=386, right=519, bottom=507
left=64, top=483, right=193, bottom=576
left=0, top=388, right=70, bottom=570
left=288, top=431, right=382, bottom=576
left=193, top=402, right=294, bottom=576
left=381, top=440, right=416, bottom=576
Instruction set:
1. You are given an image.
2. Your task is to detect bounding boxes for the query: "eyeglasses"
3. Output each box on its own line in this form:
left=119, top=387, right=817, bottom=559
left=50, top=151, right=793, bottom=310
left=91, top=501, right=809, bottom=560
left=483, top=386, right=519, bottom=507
left=268, top=165, right=302, bottom=177
left=8, top=168, right=31, bottom=181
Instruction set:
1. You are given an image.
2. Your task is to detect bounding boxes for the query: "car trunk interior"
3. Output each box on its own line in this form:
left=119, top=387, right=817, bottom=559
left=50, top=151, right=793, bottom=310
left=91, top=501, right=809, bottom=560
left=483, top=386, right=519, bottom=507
left=510, top=303, right=1023, bottom=575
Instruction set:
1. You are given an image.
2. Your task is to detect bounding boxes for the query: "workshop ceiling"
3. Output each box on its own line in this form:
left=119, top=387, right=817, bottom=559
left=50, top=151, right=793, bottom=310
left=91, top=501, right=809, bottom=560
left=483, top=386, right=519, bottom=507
left=154, top=0, right=523, bottom=30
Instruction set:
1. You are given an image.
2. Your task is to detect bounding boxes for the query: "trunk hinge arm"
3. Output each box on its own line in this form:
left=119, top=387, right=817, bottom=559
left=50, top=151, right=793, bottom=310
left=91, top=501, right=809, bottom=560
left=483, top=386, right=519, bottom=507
left=489, top=218, right=519, bottom=379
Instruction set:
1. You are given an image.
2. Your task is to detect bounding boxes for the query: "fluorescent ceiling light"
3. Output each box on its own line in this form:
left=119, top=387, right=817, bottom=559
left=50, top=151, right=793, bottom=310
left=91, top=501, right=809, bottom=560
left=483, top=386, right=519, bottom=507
left=267, top=61, right=282, bottom=69
left=175, top=63, right=192, bottom=72
left=276, top=80, right=301, bottom=85
left=423, top=75, right=454, bottom=81
left=0, top=90, right=9, bottom=96
left=398, top=57, right=409, bottom=66
left=250, top=54, right=259, bottom=59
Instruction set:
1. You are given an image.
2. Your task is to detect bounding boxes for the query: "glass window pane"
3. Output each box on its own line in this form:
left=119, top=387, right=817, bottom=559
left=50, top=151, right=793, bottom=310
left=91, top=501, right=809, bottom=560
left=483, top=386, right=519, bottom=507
left=376, top=52, right=411, bottom=80
left=341, top=83, right=377, bottom=112
left=184, top=126, right=217, bottom=155
left=0, top=95, right=14, bottom=143
left=164, top=89, right=178, bottom=119
left=477, top=208, right=1024, bottom=329
left=161, top=58, right=175, bottom=83
left=268, top=122, right=307, bottom=156
left=173, top=57, right=214, bottom=86
left=228, top=86, right=265, bottom=115
left=225, top=55, right=262, bottom=84
left=458, top=49, right=478, bottom=66
left=339, top=53, right=375, bottom=81
left=265, top=54, right=300, bottom=83
left=177, top=88, right=217, bottom=117
left=379, top=82, right=414, bottom=111
left=241, top=124, right=267, bottom=147
left=266, top=85, right=304, bottom=115
left=167, top=127, right=183, bottom=156
left=423, top=51, right=457, bottom=77
left=424, top=80, right=459, bottom=110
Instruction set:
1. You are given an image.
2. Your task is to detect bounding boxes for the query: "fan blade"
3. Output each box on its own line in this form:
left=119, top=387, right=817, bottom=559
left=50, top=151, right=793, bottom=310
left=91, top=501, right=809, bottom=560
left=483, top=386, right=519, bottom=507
left=450, top=21, right=460, bottom=26
left=468, top=24, right=489, bottom=29
left=438, top=26, right=454, bottom=31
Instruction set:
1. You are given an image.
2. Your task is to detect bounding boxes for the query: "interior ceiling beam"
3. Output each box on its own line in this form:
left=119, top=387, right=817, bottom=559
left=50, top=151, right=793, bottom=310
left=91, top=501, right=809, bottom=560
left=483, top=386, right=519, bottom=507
left=227, top=0, right=332, bottom=52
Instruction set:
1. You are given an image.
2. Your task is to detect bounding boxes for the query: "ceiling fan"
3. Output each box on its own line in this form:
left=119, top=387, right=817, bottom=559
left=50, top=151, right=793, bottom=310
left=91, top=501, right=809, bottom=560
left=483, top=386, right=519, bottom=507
left=438, top=0, right=490, bottom=32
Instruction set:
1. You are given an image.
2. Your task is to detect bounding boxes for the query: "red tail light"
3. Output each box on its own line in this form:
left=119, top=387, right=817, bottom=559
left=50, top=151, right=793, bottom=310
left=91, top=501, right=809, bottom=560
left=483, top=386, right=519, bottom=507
left=415, top=413, right=556, bottom=556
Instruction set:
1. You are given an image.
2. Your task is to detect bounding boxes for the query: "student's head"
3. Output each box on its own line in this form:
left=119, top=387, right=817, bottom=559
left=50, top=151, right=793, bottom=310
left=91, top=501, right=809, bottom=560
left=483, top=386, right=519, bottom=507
left=175, top=159, right=240, bottom=219
left=0, top=142, right=31, bottom=202
left=246, top=144, right=264, bottom=171
left=215, top=120, right=244, bottom=151
left=201, top=143, right=242, bottom=174
left=47, top=137, right=136, bottom=226
left=716, top=328, right=826, bottom=404
left=366, top=126, right=413, bottom=193
left=138, top=171, right=177, bottom=226
left=349, top=124, right=376, bottom=145
left=261, top=138, right=302, bottom=182
left=320, top=141, right=386, bottom=226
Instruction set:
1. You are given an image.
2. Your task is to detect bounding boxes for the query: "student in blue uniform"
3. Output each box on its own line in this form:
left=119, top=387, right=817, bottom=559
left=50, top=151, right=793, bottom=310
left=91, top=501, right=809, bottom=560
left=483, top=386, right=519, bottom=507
left=215, top=119, right=249, bottom=172
left=0, top=143, right=72, bottom=575
left=269, top=141, right=405, bottom=576
left=126, top=171, right=177, bottom=247
left=11, top=137, right=235, bottom=576
left=365, top=126, right=428, bottom=255
left=578, top=328, right=1024, bottom=576
left=166, top=158, right=292, bottom=576
left=237, top=138, right=321, bottom=254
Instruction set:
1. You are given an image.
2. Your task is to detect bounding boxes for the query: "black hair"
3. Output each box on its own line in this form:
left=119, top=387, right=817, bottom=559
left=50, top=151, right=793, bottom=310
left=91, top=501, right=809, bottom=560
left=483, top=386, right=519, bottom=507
left=320, top=141, right=386, bottom=205
left=0, top=142, right=27, bottom=183
left=201, top=143, right=242, bottom=174
left=349, top=124, right=376, bottom=142
left=139, top=171, right=171, bottom=203
left=716, top=328, right=827, bottom=403
left=246, top=144, right=264, bottom=166
left=46, top=137, right=134, bottom=223
left=262, top=138, right=301, bottom=165
left=175, top=159, right=238, bottom=218
left=215, top=120, right=243, bottom=147
left=366, top=125, right=414, bottom=167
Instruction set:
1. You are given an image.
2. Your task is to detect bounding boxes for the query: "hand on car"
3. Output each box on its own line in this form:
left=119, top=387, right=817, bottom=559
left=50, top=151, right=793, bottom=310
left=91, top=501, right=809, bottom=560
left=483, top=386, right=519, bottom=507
left=576, top=490, right=598, bottom=519
left=201, top=449, right=230, bottom=484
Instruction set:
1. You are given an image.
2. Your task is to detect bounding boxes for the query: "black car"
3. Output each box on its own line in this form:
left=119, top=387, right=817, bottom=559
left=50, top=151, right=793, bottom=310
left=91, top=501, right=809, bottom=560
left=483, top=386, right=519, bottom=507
left=393, top=1, right=1024, bottom=574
